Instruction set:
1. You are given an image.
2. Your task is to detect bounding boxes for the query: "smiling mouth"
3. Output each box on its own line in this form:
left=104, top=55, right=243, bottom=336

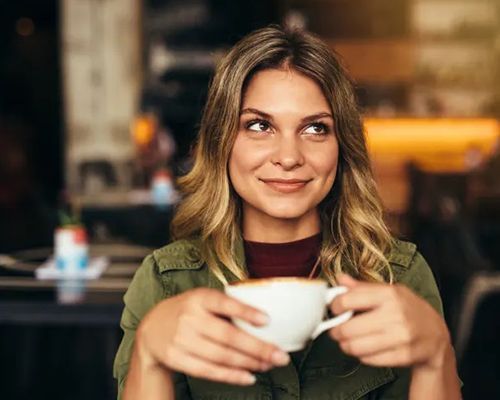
left=259, top=178, right=311, bottom=193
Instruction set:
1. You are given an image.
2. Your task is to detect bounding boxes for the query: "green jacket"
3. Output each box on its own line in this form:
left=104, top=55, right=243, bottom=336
left=114, top=238, right=444, bottom=400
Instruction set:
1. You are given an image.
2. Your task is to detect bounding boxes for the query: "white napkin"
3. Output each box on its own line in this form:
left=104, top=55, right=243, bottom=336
left=35, top=256, right=109, bottom=280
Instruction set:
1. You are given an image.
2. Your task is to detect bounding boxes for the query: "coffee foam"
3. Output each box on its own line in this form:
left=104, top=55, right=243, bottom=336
left=228, top=276, right=326, bottom=287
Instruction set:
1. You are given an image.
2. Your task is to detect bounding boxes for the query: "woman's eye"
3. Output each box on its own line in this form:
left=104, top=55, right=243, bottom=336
left=246, top=120, right=271, bottom=132
left=304, top=123, right=328, bottom=135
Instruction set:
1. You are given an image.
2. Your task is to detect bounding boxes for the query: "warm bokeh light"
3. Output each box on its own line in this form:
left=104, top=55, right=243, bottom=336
left=132, top=114, right=156, bottom=147
left=365, top=118, right=499, bottom=172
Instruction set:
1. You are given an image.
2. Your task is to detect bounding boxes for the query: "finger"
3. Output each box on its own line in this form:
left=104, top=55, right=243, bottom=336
left=330, top=286, right=388, bottom=315
left=168, top=347, right=257, bottom=386
left=203, top=290, right=269, bottom=326
left=338, top=333, right=400, bottom=358
left=197, top=313, right=290, bottom=367
left=359, top=346, right=413, bottom=368
left=330, top=309, right=386, bottom=341
left=177, top=329, right=272, bottom=372
left=336, top=273, right=362, bottom=288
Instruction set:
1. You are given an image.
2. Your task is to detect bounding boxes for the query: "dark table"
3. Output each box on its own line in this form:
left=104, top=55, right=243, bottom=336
left=0, top=244, right=150, bottom=400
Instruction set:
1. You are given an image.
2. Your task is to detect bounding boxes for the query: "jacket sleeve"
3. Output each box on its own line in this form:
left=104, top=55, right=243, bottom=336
left=376, top=249, right=445, bottom=399
left=113, top=254, right=191, bottom=399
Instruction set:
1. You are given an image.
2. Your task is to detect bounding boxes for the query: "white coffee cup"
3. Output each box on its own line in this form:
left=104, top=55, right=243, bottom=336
left=225, top=277, right=353, bottom=352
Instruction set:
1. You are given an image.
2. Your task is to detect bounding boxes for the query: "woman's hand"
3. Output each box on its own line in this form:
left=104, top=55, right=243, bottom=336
left=329, top=274, right=452, bottom=370
left=134, top=288, right=291, bottom=386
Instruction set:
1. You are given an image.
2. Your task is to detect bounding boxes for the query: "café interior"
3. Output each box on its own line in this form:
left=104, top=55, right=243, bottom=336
left=0, top=1, right=499, bottom=399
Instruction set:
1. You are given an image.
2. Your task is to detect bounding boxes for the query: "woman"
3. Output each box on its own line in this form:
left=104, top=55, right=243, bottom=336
left=114, top=26, right=461, bottom=399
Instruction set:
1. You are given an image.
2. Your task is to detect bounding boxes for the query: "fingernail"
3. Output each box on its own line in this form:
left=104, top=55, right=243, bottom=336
left=260, top=362, right=272, bottom=371
left=256, top=313, right=269, bottom=325
left=243, top=373, right=256, bottom=385
left=272, top=351, right=290, bottom=366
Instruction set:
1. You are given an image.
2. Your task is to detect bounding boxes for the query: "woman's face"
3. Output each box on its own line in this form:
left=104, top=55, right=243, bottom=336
left=229, top=68, right=339, bottom=226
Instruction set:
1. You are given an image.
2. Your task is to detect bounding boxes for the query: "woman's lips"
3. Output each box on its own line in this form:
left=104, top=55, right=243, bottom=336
left=259, top=178, right=311, bottom=193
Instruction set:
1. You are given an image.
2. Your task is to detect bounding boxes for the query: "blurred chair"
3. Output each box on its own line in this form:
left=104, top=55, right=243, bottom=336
left=407, top=165, right=491, bottom=332
left=454, top=272, right=500, bottom=399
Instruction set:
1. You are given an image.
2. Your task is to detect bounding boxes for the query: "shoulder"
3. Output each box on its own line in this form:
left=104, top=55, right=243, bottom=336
left=148, top=237, right=211, bottom=296
left=387, top=239, right=417, bottom=270
left=387, top=238, right=432, bottom=281
left=387, top=238, right=444, bottom=315
left=151, top=237, right=205, bottom=273
left=124, top=237, right=207, bottom=307
left=387, top=238, right=431, bottom=282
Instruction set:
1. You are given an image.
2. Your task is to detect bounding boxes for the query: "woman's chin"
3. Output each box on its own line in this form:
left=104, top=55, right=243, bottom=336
left=262, top=206, right=312, bottom=221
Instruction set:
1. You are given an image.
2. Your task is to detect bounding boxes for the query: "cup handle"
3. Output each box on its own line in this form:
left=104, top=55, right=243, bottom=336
left=311, top=286, right=353, bottom=340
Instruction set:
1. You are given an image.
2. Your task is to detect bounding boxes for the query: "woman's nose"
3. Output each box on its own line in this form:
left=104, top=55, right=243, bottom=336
left=270, top=135, right=305, bottom=170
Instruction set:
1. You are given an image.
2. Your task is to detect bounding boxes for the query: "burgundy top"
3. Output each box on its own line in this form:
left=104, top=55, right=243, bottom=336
left=244, top=233, right=322, bottom=279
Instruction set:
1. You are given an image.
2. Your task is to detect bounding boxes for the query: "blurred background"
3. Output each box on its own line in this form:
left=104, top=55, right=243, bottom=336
left=0, top=0, right=499, bottom=399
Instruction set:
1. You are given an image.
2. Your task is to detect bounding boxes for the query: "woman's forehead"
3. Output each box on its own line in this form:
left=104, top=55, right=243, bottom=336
left=240, top=68, right=331, bottom=116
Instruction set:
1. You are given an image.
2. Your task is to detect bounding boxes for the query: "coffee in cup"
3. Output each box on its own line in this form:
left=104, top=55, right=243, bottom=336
left=225, top=277, right=353, bottom=352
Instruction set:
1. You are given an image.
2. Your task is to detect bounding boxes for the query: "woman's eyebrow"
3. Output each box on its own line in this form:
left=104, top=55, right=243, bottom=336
left=240, top=108, right=273, bottom=120
left=301, top=112, right=333, bottom=123
left=240, top=108, right=333, bottom=123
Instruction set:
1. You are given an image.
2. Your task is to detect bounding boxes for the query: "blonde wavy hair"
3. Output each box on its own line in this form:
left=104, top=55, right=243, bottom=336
left=171, top=25, right=393, bottom=284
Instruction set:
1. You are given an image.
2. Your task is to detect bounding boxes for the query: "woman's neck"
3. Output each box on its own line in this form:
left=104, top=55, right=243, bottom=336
left=242, top=206, right=321, bottom=243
